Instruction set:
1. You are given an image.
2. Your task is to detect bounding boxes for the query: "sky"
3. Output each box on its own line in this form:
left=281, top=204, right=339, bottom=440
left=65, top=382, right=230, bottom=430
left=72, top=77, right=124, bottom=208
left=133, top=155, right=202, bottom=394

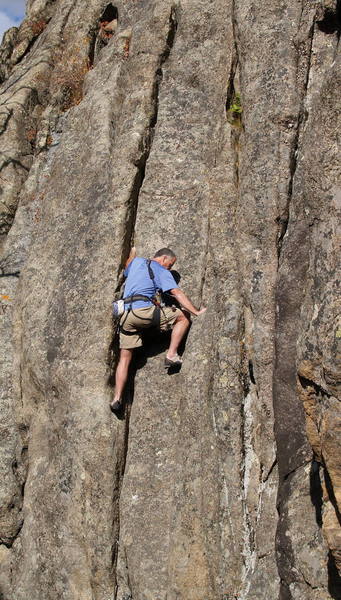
left=0, top=0, right=26, bottom=42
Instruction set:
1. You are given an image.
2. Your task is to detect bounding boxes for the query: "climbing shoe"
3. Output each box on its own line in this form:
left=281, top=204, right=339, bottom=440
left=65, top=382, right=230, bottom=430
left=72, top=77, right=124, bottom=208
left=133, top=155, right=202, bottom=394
left=164, top=354, right=183, bottom=369
left=110, top=398, right=122, bottom=413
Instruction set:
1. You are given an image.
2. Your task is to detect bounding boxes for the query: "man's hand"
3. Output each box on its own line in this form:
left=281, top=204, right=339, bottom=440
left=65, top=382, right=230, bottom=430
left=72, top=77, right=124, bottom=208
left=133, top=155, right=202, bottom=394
left=170, top=288, right=206, bottom=316
left=125, top=246, right=137, bottom=268
left=129, top=246, right=137, bottom=260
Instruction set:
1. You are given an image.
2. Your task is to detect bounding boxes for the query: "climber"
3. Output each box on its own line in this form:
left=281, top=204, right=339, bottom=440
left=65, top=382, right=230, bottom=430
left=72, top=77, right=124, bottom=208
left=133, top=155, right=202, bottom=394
left=110, top=247, right=206, bottom=412
left=98, top=4, right=118, bottom=42
left=98, top=17, right=117, bottom=40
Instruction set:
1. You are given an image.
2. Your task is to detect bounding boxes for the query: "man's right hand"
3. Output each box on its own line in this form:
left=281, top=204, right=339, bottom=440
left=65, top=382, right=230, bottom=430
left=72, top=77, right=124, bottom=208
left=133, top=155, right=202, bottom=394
left=129, top=246, right=137, bottom=260
left=125, top=246, right=137, bottom=268
left=170, top=288, right=207, bottom=316
left=195, top=307, right=207, bottom=316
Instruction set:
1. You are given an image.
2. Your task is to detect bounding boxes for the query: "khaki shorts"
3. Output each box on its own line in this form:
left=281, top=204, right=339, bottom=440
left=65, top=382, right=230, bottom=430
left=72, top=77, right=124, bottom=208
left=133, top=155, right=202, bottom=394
left=119, top=305, right=183, bottom=349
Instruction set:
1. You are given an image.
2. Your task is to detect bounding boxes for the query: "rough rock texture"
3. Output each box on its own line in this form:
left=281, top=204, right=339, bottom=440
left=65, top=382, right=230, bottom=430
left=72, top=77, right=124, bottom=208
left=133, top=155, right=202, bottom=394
left=0, top=0, right=340, bottom=599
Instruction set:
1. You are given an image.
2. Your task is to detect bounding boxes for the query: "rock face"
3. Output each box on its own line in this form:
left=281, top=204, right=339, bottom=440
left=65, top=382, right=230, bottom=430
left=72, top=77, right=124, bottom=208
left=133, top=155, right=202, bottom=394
left=0, top=0, right=340, bottom=599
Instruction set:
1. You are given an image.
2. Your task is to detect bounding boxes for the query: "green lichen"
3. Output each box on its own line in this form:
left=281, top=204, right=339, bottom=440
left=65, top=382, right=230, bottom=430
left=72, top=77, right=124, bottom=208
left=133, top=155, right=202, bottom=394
left=227, top=92, right=242, bottom=127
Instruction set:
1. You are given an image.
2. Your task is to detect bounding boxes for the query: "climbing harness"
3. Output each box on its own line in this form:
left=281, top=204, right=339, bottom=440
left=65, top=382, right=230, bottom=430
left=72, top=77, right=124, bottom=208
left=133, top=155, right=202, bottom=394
left=112, top=259, right=162, bottom=320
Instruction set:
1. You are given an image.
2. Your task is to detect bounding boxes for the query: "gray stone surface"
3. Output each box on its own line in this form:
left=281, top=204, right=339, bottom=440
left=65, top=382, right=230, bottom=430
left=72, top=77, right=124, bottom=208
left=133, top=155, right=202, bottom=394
left=0, top=0, right=339, bottom=598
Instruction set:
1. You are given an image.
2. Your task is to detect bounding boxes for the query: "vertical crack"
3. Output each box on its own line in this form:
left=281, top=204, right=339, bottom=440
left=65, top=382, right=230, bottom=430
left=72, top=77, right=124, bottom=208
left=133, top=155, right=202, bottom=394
left=150, top=6, right=178, bottom=129
left=277, top=14, right=316, bottom=258
left=328, top=549, right=341, bottom=598
left=310, top=460, right=323, bottom=528
left=198, top=216, right=210, bottom=303
left=225, top=52, right=239, bottom=114
left=111, top=404, right=131, bottom=594
left=115, top=6, right=178, bottom=285
left=109, top=12, right=178, bottom=596
left=227, top=0, right=242, bottom=209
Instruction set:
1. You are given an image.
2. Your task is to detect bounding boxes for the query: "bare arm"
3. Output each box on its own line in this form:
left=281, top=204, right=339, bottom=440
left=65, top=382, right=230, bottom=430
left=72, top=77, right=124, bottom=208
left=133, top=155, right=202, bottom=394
left=125, top=246, right=137, bottom=268
left=170, top=288, right=207, bottom=316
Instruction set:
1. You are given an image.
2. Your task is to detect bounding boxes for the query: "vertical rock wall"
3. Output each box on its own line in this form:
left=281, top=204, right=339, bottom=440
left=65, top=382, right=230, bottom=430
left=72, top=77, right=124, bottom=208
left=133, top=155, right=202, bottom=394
left=0, top=0, right=339, bottom=599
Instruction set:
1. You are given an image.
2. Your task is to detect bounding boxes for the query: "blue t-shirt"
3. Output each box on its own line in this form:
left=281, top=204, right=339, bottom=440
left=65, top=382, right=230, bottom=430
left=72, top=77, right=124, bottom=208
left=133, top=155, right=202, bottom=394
left=123, top=257, right=178, bottom=308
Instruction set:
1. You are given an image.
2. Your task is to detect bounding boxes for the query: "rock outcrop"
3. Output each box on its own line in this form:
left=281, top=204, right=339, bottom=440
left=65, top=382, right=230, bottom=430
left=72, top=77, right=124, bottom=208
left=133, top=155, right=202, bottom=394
left=0, top=0, right=340, bottom=599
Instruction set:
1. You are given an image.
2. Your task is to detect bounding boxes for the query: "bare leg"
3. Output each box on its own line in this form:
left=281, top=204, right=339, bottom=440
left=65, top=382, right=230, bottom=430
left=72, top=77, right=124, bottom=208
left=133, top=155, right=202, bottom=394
left=167, top=313, right=190, bottom=359
left=114, top=348, right=133, bottom=401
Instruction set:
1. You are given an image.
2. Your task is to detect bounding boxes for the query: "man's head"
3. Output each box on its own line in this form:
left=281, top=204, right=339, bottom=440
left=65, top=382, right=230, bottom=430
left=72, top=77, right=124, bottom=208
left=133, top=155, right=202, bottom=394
left=153, top=248, right=177, bottom=270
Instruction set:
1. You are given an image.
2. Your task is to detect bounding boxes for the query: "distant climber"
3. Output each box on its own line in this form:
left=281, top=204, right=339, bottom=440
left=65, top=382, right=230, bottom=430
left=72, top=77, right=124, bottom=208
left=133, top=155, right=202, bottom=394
left=96, top=4, right=118, bottom=52
left=98, top=17, right=117, bottom=41
left=110, top=247, right=206, bottom=412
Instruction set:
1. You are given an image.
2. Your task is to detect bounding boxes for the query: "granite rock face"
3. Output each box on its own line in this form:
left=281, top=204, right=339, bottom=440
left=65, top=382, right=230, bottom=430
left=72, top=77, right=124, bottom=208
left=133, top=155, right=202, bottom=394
left=0, top=0, right=340, bottom=599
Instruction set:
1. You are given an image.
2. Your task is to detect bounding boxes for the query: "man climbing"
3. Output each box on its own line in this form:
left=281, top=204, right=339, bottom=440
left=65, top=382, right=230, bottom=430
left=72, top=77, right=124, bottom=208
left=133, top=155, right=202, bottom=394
left=110, top=247, right=206, bottom=411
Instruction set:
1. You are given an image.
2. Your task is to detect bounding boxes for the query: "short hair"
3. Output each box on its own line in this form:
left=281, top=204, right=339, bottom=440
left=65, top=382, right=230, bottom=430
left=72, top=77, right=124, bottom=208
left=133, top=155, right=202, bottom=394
left=153, top=248, right=176, bottom=259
